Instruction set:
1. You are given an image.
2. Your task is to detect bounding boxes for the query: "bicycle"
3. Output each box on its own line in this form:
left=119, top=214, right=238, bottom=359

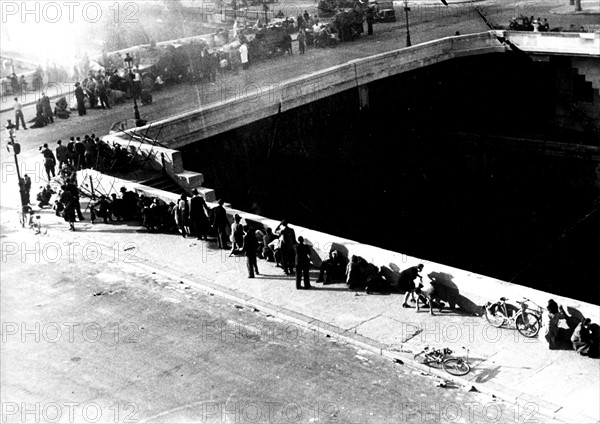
left=485, top=297, right=541, bottom=338
left=413, top=346, right=472, bottom=376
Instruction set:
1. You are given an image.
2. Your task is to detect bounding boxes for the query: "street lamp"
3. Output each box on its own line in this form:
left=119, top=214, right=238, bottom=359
left=5, top=120, right=25, bottom=207
left=123, top=53, right=142, bottom=123
left=403, top=0, right=411, bottom=47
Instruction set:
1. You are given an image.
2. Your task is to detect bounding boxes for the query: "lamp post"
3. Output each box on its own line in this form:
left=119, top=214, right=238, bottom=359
left=123, top=53, right=141, bottom=123
left=403, top=0, right=411, bottom=47
left=5, top=120, right=25, bottom=207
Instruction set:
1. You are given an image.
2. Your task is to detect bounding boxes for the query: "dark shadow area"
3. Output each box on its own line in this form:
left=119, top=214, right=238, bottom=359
left=428, top=272, right=483, bottom=316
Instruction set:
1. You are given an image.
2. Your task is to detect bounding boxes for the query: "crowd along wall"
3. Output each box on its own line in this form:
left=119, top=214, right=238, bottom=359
left=79, top=168, right=600, bottom=325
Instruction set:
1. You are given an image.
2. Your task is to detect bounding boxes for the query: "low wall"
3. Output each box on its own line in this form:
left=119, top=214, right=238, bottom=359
left=120, top=31, right=506, bottom=148
left=80, top=169, right=600, bottom=324
left=503, top=30, right=600, bottom=57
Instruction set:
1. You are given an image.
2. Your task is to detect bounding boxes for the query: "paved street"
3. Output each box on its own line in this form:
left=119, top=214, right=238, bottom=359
left=1, top=0, right=599, bottom=423
left=1, top=224, right=529, bottom=424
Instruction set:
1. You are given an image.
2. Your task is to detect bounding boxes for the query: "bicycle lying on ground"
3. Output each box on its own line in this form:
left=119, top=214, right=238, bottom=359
left=413, top=346, right=472, bottom=376
left=485, top=297, right=542, bottom=338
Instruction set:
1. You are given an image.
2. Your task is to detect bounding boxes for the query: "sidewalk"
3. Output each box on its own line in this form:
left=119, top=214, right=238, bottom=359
left=8, top=175, right=598, bottom=424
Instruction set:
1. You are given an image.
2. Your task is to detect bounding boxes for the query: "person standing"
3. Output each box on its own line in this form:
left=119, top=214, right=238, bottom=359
left=211, top=199, right=230, bottom=249
left=74, top=137, right=86, bottom=169
left=400, top=264, right=424, bottom=308
left=97, top=79, right=110, bottom=109
left=60, top=185, right=76, bottom=231
left=239, top=42, right=249, bottom=71
left=297, top=29, right=306, bottom=55
left=175, top=193, right=190, bottom=237
left=276, top=220, right=296, bottom=275
left=283, top=33, right=293, bottom=55
left=294, top=236, right=312, bottom=289
left=230, top=214, right=244, bottom=255
left=74, top=82, right=86, bottom=116
left=40, top=143, right=56, bottom=181
left=66, top=178, right=85, bottom=221
left=366, top=7, right=375, bottom=36
left=23, top=174, right=32, bottom=205
left=242, top=225, right=260, bottom=278
left=189, top=189, right=210, bottom=240
left=13, top=98, right=27, bottom=130
left=41, top=92, right=53, bottom=123
left=55, top=140, right=68, bottom=169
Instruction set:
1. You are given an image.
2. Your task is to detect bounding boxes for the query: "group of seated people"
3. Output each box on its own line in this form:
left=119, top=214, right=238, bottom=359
left=544, top=299, right=599, bottom=358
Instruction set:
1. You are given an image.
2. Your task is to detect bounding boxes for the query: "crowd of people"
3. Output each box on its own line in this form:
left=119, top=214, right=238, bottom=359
left=508, top=16, right=551, bottom=32
left=38, top=133, right=135, bottom=181
left=28, top=142, right=600, bottom=357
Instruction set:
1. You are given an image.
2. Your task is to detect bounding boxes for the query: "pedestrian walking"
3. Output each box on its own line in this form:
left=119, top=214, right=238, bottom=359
left=294, top=236, right=312, bottom=289
left=13, top=98, right=27, bottom=130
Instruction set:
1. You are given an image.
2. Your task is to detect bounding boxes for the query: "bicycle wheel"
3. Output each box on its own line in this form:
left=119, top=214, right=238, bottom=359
left=413, top=352, right=443, bottom=369
left=516, top=312, right=540, bottom=338
left=443, top=358, right=471, bottom=376
left=485, top=303, right=506, bottom=328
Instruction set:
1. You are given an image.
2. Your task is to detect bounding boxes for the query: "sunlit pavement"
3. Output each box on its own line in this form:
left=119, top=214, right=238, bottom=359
left=2, top=1, right=599, bottom=422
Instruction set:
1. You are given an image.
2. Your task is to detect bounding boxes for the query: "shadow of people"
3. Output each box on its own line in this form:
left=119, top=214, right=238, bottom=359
left=428, top=271, right=483, bottom=316
left=381, top=264, right=401, bottom=293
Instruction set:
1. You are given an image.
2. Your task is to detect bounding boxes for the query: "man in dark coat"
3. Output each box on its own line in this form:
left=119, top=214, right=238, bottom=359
left=189, top=189, right=210, bottom=240
left=60, top=185, right=76, bottom=231
left=294, top=236, right=312, bottom=289
left=56, top=140, right=68, bottom=169
left=23, top=174, right=32, bottom=205
left=97, top=80, right=111, bottom=109
left=74, top=137, right=86, bottom=169
left=242, top=225, right=259, bottom=278
left=211, top=199, right=230, bottom=249
left=66, top=179, right=85, bottom=221
left=276, top=220, right=296, bottom=275
left=401, top=264, right=424, bottom=307
left=41, top=92, right=54, bottom=123
left=74, top=82, right=86, bottom=116
left=40, top=143, right=56, bottom=181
